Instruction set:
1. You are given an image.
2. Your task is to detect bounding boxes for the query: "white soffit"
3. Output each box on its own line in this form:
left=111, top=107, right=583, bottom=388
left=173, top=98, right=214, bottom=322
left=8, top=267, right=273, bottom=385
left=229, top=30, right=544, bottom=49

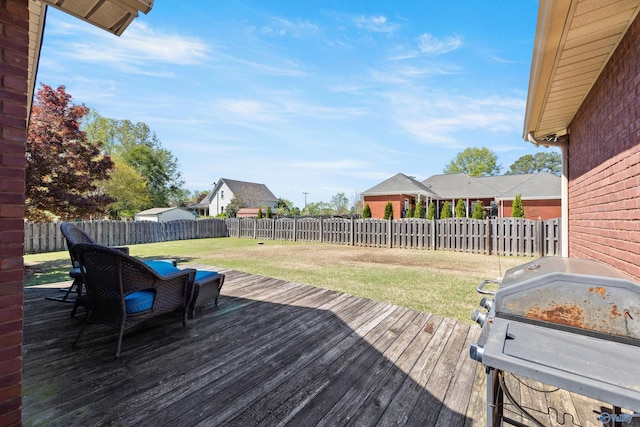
left=523, top=0, right=640, bottom=141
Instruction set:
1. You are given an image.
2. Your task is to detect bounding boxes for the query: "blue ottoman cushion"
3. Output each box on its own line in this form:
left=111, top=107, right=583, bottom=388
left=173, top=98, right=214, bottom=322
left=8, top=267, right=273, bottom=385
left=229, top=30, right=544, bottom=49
left=125, top=289, right=155, bottom=313
left=144, top=260, right=180, bottom=276
left=195, top=270, right=219, bottom=284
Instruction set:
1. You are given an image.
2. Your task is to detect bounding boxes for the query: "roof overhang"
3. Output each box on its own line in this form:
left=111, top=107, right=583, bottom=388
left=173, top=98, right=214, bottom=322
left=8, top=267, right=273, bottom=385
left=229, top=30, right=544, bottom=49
left=523, top=0, right=640, bottom=143
left=27, top=0, right=154, bottom=119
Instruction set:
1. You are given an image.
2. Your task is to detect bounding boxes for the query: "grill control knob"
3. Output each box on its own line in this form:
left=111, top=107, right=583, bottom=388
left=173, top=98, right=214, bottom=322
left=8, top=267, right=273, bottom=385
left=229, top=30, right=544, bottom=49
left=471, top=309, right=488, bottom=326
left=469, top=343, right=484, bottom=362
left=479, top=297, right=494, bottom=311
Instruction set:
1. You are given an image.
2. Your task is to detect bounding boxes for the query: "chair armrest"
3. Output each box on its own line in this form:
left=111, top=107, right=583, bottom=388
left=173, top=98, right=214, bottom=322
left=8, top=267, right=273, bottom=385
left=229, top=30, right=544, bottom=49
left=114, top=246, right=129, bottom=255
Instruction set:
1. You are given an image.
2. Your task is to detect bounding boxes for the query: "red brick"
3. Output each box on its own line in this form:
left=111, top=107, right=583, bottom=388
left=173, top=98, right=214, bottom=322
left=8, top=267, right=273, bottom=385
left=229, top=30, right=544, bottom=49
left=0, top=204, right=23, bottom=218
left=0, top=397, right=21, bottom=426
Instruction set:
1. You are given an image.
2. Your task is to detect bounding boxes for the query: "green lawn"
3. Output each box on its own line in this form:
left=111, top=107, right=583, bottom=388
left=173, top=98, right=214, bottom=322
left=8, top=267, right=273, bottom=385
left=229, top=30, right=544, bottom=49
left=24, top=237, right=533, bottom=323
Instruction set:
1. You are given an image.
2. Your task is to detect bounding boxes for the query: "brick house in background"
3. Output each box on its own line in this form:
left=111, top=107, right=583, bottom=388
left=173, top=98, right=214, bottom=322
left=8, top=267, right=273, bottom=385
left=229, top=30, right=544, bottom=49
left=362, top=172, right=561, bottom=220
left=360, top=173, right=437, bottom=219
left=0, top=1, right=152, bottom=424
left=523, top=1, right=640, bottom=280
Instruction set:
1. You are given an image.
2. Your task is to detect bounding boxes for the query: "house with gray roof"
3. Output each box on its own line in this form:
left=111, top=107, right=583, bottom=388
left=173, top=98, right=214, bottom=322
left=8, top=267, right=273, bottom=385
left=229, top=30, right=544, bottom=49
left=362, top=172, right=561, bottom=220
left=193, top=178, right=278, bottom=217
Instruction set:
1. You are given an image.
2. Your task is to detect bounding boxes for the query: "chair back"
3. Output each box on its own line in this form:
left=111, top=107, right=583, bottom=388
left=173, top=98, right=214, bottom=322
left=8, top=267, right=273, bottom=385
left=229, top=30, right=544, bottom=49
left=60, top=222, right=97, bottom=268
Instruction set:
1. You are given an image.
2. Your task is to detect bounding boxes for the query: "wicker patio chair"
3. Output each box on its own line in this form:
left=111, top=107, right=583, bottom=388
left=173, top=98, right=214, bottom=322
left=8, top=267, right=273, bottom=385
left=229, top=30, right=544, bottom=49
left=71, top=243, right=197, bottom=358
left=58, top=222, right=129, bottom=317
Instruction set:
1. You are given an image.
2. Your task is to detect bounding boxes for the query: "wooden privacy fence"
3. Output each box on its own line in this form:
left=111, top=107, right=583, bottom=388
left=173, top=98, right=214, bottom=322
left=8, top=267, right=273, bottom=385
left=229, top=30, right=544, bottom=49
left=25, top=217, right=560, bottom=257
left=24, top=219, right=227, bottom=254
left=226, top=217, right=561, bottom=257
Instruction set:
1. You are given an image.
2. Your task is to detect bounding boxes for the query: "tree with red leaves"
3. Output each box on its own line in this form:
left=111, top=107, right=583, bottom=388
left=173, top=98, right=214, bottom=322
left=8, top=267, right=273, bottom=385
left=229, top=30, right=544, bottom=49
left=26, top=84, right=115, bottom=221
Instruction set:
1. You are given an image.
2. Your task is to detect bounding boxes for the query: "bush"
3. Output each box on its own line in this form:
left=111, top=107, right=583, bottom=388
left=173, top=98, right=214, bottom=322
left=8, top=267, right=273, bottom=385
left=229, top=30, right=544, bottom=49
left=406, top=204, right=414, bottom=218
left=440, top=201, right=452, bottom=219
left=257, top=208, right=263, bottom=219
left=427, top=202, right=436, bottom=220
left=472, top=201, right=485, bottom=219
left=414, top=198, right=425, bottom=218
left=512, top=193, right=525, bottom=218
left=362, top=203, right=372, bottom=218
left=383, top=201, right=394, bottom=220
left=455, top=199, right=466, bottom=217
left=266, top=207, right=273, bottom=218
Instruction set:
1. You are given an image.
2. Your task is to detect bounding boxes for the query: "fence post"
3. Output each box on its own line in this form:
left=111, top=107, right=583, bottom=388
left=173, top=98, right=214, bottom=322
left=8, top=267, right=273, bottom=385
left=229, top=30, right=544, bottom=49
left=387, top=219, right=392, bottom=248
left=536, top=219, right=544, bottom=258
left=485, top=219, right=491, bottom=255
left=350, top=217, right=354, bottom=247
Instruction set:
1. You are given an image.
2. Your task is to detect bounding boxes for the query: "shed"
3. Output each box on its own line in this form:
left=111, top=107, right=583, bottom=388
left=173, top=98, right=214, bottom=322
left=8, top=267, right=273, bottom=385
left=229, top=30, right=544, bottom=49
left=134, top=207, right=196, bottom=223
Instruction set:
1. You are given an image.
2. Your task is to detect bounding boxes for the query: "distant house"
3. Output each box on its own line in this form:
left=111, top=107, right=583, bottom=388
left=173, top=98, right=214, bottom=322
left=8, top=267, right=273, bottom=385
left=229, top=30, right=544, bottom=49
left=134, top=207, right=196, bottom=222
left=193, top=178, right=278, bottom=217
left=362, top=172, right=561, bottom=220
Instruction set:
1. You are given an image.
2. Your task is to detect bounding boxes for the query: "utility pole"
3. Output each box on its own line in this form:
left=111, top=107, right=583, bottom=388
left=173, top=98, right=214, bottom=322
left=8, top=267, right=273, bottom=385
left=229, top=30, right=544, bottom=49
left=303, top=192, right=309, bottom=214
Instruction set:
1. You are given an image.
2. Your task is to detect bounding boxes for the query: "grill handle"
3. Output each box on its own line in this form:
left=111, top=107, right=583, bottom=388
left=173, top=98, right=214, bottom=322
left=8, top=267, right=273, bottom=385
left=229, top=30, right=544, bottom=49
left=476, top=279, right=500, bottom=295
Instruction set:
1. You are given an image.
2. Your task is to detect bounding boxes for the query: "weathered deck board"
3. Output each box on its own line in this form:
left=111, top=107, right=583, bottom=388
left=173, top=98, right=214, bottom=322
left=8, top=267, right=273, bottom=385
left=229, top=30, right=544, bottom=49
left=23, top=266, right=623, bottom=426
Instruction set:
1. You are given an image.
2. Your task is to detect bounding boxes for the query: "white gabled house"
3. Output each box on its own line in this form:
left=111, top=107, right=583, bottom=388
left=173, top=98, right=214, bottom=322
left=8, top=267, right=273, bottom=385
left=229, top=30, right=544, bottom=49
left=194, top=178, right=278, bottom=217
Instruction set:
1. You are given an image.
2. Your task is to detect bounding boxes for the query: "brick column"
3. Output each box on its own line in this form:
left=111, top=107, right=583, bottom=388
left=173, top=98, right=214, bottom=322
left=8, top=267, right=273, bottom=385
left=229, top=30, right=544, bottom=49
left=0, top=0, right=28, bottom=425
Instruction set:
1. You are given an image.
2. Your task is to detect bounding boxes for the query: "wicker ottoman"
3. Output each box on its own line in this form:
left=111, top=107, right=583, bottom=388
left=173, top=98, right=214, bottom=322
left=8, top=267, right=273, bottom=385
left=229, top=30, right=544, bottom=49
left=189, top=270, right=225, bottom=319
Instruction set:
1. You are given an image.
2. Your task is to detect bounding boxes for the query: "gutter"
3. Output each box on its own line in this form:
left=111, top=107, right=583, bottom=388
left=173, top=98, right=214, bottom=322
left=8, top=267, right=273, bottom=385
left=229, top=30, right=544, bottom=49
left=527, top=132, right=569, bottom=257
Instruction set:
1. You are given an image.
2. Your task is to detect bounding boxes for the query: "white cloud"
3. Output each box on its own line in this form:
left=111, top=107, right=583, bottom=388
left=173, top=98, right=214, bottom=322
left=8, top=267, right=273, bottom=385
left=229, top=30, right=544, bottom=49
left=418, top=33, right=462, bottom=56
left=386, top=91, right=525, bottom=144
left=48, top=17, right=209, bottom=74
left=353, top=15, right=399, bottom=33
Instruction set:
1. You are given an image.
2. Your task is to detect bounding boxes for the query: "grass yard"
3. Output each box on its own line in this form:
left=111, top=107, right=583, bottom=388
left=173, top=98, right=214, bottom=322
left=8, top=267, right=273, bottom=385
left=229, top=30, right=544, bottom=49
left=24, top=237, right=533, bottom=323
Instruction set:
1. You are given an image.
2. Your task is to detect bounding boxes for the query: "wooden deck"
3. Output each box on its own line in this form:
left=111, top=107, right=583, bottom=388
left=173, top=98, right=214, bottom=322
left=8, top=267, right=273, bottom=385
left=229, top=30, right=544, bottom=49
left=23, top=266, right=622, bottom=426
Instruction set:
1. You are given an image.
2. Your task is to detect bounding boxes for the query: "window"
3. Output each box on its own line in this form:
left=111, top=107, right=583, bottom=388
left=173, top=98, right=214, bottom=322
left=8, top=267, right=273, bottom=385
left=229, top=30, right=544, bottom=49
left=221, top=190, right=224, bottom=199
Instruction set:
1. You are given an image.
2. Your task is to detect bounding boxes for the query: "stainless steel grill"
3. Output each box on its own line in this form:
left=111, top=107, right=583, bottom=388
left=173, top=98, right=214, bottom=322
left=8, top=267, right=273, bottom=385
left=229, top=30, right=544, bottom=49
left=469, top=256, right=640, bottom=426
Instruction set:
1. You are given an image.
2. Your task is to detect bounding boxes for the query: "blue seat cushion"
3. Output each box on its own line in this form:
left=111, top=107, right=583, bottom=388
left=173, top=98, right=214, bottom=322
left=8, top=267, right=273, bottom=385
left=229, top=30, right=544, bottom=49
left=194, top=271, right=220, bottom=285
left=144, top=260, right=180, bottom=276
left=125, top=289, right=155, bottom=314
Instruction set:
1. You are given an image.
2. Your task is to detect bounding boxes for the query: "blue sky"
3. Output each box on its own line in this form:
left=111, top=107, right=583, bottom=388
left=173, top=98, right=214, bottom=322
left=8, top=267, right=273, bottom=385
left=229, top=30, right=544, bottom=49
left=36, top=1, right=550, bottom=209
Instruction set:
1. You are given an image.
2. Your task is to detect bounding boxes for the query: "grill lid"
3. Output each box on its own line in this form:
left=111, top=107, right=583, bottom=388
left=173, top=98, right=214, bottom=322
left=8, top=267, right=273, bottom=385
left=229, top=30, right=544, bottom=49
left=494, top=257, right=640, bottom=342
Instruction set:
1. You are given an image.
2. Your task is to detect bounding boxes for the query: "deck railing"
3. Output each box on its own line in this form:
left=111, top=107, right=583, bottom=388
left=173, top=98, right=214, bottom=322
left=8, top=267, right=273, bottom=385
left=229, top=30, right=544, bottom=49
left=25, top=216, right=560, bottom=257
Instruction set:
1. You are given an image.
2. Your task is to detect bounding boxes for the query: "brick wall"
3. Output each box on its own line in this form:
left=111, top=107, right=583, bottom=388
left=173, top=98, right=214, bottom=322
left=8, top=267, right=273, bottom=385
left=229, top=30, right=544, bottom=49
left=568, top=12, right=640, bottom=280
left=363, top=195, right=407, bottom=219
left=501, top=199, right=561, bottom=220
left=0, top=0, right=27, bottom=424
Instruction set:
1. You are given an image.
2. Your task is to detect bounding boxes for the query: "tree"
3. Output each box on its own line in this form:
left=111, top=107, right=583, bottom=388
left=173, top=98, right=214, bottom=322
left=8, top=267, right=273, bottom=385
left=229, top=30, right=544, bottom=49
left=414, top=197, right=425, bottom=218
left=383, top=201, right=394, bottom=220
left=427, top=202, right=436, bottom=220
left=257, top=208, right=263, bottom=219
left=97, top=157, right=150, bottom=219
left=362, top=203, right=372, bottom=218
left=306, top=201, right=333, bottom=216
left=266, top=207, right=273, bottom=218
left=26, top=84, right=115, bottom=221
left=506, top=152, right=561, bottom=176
left=405, top=204, right=414, bottom=218
left=440, top=201, right=452, bottom=219
left=443, top=147, right=501, bottom=177
left=275, top=198, right=292, bottom=216
left=84, top=111, right=185, bottom=207
left=512, top=193, right=525, bottom=218
left=225, top=195, right=246, bottom=218
left=455, top=199, right=466, bottom=217
left=330, top=192, right=350, bottom=215
left=472, top=201, right=485, bottom=219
